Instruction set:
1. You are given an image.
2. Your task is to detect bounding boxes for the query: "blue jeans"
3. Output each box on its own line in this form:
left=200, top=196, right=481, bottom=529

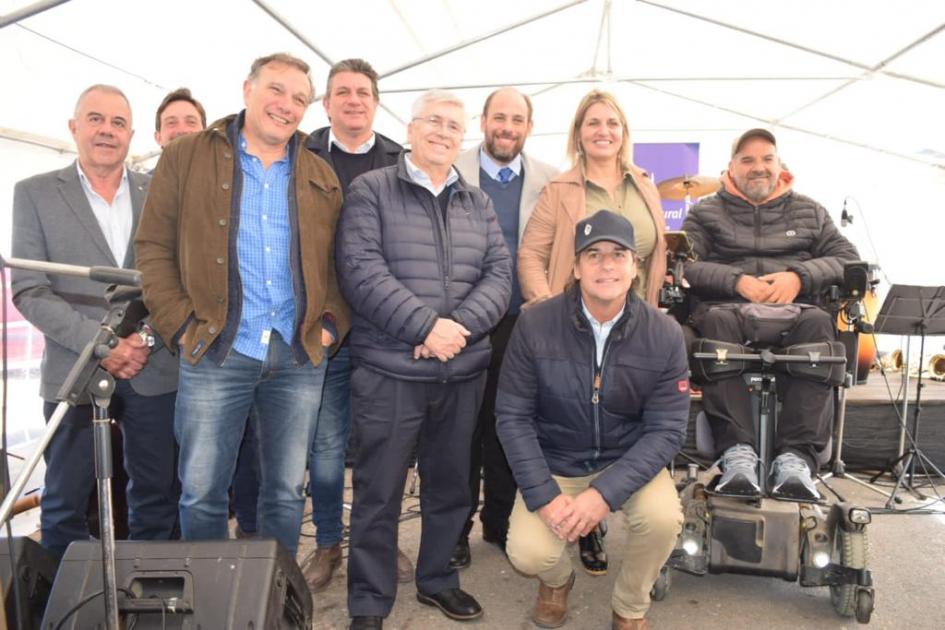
left=231, top=417, right=259, bottom=534
left=175, top=333, right=326, bottom=554
left=308, top=343, right=352, bottom=547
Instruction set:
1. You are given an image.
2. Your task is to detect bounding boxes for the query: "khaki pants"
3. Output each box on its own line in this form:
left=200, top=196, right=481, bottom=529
left=507, top=468, right=682, bottom=619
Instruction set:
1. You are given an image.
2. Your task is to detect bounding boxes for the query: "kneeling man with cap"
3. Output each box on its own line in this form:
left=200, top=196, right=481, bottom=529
left=496, top=210, right=688, bottom=629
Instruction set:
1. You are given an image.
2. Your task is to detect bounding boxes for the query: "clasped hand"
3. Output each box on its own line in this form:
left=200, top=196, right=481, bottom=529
left=100, top=333, right=150, bottom=380
left=538, top=489, right=610, bottom=542
left=736, top=271, right=801, bottom=304
left=414, top=317, right=470, bottom=362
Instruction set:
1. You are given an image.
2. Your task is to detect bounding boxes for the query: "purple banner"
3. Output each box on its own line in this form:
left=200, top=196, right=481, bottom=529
left=633, top=143, right=700, bottom=230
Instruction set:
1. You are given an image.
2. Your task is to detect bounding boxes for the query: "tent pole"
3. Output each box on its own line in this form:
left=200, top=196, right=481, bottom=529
left=0, top=0, right=70, bottom=29
left=378, top=0, right=588, bottom=79
left=636, top=0, right=945, bottom=89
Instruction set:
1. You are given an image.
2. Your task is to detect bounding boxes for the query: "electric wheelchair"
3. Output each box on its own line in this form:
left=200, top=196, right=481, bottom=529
left=654, top=233, right=876, bottom=624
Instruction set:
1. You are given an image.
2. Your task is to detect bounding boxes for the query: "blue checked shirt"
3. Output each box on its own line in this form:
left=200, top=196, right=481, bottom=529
left=232, top=134, right=297, bottom=360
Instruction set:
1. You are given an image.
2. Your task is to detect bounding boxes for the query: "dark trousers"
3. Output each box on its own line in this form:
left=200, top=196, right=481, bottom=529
left=464, top=314, right=518, bottom=541
left=41, top=380, right=179, bottom=558
left=695, top=305, right=835, bottom=471
left=347, top=367, right=485, bottom=617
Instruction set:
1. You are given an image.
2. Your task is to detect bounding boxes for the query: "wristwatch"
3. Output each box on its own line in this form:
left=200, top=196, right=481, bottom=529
left=137, top=324, right=156, bottom=348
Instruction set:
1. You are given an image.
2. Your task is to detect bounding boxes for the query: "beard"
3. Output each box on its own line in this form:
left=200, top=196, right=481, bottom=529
left=737, top=174, right=776, bottom=204
left=484, top=131, right=525, bottom=163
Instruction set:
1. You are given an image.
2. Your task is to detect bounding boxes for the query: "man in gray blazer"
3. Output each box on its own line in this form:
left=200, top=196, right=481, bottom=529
left=452, top=87, right=558, bottom=568
left=11, top=84, right=179, bottom=559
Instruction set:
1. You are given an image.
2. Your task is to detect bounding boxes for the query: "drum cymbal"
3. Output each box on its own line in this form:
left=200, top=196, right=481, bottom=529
left=657, top=175, right=721, bottom=201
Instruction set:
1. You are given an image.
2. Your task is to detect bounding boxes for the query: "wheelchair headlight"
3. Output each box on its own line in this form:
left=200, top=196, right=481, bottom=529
left=812, top=551, right=831, bottom=568
left=682, top=537, right=701, bottom=556
left=848, top=507, right=872, bottom=525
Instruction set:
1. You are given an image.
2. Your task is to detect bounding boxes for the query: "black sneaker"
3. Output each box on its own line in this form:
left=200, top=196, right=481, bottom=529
left=579, top=526, right=607, bottom=575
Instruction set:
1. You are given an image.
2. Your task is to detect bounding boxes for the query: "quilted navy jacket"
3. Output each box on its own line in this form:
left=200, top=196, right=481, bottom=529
left=335, top=154, right=512, bottom=382
left=495, top=286, right=689, bottom=512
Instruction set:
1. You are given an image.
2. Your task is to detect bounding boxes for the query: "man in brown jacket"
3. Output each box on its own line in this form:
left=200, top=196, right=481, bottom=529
left=135, top=53, right=349, bottom=554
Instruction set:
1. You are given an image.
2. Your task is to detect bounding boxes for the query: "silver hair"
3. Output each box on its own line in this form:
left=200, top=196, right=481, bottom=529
left=73, top=84, right=130, bottom=117
left=410, top=89, right=465, bottom=120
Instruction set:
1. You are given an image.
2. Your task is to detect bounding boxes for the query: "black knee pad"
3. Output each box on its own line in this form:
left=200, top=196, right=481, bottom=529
left=690, top=338, right=749, bottom=384
left=779, top=341, right=846, bottom=386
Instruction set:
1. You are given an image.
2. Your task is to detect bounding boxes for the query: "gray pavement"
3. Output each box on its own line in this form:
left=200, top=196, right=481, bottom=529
left=298, top=472, right=945, bottom=630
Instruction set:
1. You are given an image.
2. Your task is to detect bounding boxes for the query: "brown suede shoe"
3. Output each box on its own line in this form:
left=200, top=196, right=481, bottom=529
left=300, top=544, right=342, bottom=592
left=396, top=547, right=414, bottom=584
left=612, top=611, right=649, bottom=630
left=531, top=571, right=575, bottom=628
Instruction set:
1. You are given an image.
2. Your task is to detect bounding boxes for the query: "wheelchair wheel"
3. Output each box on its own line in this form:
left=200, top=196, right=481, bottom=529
left=855, top=589, right=874, bottom=624
left=830, top=525, right=869, bottom=617
left=650, top=565, right=671, bottom=601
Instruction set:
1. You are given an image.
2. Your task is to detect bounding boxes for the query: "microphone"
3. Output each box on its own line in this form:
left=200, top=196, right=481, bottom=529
left=840, top=198, right=852, bottom=227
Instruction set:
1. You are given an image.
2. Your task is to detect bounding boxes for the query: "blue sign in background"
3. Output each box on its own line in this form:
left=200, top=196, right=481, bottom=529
left=633, top=143, right=701, bottom=230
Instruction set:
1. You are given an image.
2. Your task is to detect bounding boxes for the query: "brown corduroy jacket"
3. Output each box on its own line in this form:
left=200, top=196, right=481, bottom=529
left=134, top=114, right=349, bottom=365
left=518, top=163, right=668, bottom=307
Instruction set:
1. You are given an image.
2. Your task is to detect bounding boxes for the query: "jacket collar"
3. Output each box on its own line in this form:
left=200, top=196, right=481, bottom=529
left=221, top=110, right=298, bottom=164
left=395, top=151, right=475, bottom=195
left=721, top=168, right=794, bottom=207
left=554, top=160, right=654, bottom=188
left=566, top=283, right=637, bottom=339
left=304, top=125, right=403, bottom=158
left=210, top=112, right=339, bottom=192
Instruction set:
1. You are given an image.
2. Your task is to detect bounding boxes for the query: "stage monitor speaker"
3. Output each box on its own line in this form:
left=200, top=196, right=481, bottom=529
left=42, top=539, right=312, bottom=629
left=0, top=537, right=57, bottom=630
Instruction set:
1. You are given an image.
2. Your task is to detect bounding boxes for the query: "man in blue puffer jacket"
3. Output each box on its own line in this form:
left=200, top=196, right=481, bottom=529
left=496, top=211, right=687, bottom=630
left=336, top=90, right=511, bottom=630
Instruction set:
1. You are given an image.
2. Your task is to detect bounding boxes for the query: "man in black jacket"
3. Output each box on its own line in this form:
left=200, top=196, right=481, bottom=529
left=296, top=58, right=414, bottom=593
left=681, top=129, right=859, bottom=500
left=336, top=90, right=512, bottom=629
left=496, top=211, right=687, bottom=630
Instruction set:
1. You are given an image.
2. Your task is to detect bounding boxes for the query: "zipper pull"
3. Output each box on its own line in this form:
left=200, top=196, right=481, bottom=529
left=592, top=372, right=601, bottom=404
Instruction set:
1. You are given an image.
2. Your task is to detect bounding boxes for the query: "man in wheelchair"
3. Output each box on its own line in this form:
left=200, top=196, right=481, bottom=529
left=681, top=128, right=859, bottom=501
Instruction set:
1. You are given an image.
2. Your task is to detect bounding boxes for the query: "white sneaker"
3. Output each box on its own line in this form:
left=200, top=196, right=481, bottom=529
left=771, top=452, right=820, bottom=500
left=716, top=443, right=761, bottom=496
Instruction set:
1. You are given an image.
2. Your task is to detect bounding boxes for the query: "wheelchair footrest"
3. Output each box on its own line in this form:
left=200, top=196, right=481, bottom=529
left=800, top=564, right=873, bottom=588
left=666, top=548, right=707, bottom=576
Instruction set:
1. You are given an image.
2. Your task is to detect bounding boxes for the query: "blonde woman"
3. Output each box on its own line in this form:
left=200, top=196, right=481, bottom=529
left=519, top=90, right=667, bottom=308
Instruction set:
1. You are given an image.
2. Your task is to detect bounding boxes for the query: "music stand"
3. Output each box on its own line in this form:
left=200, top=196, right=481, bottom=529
left=872, top=284, right=945, bottom=510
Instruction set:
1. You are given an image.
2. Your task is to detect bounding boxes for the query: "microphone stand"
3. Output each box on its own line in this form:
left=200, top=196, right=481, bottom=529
left=0, top=255, right=142, bottom=630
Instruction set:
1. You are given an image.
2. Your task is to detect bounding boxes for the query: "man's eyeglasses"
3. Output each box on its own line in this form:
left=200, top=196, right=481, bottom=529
left=412, top=115, right=464, bottom=136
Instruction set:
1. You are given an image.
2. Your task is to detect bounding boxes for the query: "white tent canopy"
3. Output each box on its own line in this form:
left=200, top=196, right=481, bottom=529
left=3, top=0, right=944, bottom=291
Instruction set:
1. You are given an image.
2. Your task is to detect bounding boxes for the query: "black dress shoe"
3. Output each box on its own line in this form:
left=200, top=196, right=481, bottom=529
left=349, top=616, right=383, bottom=630
left=579, top=526, right=608, bottom=575
left=416, top=587, right=483, bottom=621
left=450, top=537, right=471, bottom=569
